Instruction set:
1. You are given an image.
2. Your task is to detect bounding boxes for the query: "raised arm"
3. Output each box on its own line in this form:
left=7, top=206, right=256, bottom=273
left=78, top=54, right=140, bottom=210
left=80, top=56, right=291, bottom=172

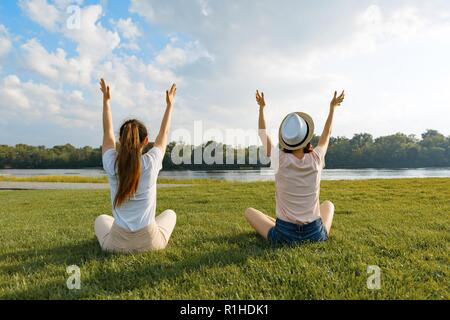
left=100, top=79, right=115, bottom=154
left=318, top=90, right=345, bottom=153
left=256, top=90, right=273, bottom=157
left=154, top=84, right=177, bottom=155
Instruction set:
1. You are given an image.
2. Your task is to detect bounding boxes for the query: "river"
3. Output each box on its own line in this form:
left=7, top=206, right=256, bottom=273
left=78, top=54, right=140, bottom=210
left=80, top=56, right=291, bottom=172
left=1, top=168, right=449, bottom=181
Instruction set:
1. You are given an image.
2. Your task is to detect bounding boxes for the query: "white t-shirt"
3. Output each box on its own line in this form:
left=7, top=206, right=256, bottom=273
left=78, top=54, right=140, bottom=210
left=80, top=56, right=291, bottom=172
left=271, top=146, right=326, bottom=224
left=102, top=147, right=163, bottom=232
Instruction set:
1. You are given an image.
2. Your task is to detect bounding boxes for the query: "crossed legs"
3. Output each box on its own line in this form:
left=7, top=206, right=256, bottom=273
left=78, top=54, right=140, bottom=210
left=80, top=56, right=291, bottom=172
left=95, top=214, right=114, bottom=248
left=244, top=201, right=335, bottom=239
left=319, top=201, right=335, bottom=235
left=94, top=209, right=177, bottom=251
left=154, top=209, right=177, bottom=247
left=244, top=208, right=275, bottom=239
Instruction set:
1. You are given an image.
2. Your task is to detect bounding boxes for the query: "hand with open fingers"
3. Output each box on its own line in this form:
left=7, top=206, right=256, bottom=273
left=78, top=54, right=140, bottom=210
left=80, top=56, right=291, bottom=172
left=100, top=79, right=111, bottom=101
left=330, top=90, right=345, bottom=109
left=166, top=84, right=177, bottom=107
left=256, top=90, right=266, bottom=109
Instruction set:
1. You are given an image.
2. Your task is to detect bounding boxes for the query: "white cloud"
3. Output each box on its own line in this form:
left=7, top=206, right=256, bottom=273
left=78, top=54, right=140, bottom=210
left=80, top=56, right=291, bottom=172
left=18, top=0, right=61, bottom=31
left=350, top=5, right=428, bottom=55
left=155, top=41, right=213, bottom=68
left=18, top=3, right=121, bottom=85
left=129, top=0, right=158, bottom=23
left=19, top=2, right=120, bottom=63
left=21, top=39, right=61, bottom=79
left=0, top=25, right=12, bottom=58
left=198, top=0, right=211, bottom=17
left=0, top=75, right=31, bottom=110
left=20, top=38, right=92, bottom=85
left=94, top=54, right=179, bottom=110
left=4, top=1, right=450, bottom=146
left=0, top=74, right=97, bottom=127
left=64, top=5, right=120, bottom=62
left=128, top=1, right=450, bottom=141
left=53, top=0, right=84, bottom=10
left=115, top=18, right=141, bottom=51
left=18, top=0, right=86, bottom=31
left=155, top=44, right=187, bottom=67
left=116, top=18, right=141, bottom=40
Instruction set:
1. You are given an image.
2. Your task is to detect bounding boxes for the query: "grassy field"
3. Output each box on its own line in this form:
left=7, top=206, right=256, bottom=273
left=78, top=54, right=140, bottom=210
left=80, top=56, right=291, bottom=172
left=0, top=178, right=449, bottom=300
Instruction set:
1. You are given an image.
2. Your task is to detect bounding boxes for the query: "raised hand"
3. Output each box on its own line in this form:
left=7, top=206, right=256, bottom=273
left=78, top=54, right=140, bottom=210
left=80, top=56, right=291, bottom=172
left=166, top=83, right=177, bottom=107
left=256, top=90, right=266, bottom=109
left=100, top=78, right=115, bottom=153
left=330, top=90, right=345, bottom=109
left=100, top=78, right=111, bottom=101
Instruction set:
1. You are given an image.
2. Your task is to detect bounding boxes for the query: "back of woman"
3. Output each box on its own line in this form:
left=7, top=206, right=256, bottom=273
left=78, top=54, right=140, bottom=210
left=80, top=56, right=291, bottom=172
left=244, top=89, right=345, bottom=244
left=103, top=146, right=163, bottom=231
left=94, top=79, right=178, bottom=254
left=274, top=146, right=326, bottom=225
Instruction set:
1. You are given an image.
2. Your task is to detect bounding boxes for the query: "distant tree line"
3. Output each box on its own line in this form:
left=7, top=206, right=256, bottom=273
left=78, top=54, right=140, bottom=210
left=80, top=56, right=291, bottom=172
left=0, top=130, right=449, bottom=170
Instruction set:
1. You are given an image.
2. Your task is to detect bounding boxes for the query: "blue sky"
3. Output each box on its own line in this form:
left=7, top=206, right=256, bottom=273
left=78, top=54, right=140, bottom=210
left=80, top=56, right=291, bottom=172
left=1, top=0, right=450, bottom=147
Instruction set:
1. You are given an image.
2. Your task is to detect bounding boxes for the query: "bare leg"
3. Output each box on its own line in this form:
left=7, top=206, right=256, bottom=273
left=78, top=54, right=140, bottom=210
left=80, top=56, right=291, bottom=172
left=94, top=214, right=114, bottom=249
left=320, top=201, right=335, bottom=235
left=244, top=208, right=276, bottom=240
left=155, top=209, right=177, bottom=247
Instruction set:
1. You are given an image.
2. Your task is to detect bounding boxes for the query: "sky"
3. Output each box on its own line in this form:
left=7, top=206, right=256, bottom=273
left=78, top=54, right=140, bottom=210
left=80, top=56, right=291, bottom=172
left=0, top=0, right=449, bottom=147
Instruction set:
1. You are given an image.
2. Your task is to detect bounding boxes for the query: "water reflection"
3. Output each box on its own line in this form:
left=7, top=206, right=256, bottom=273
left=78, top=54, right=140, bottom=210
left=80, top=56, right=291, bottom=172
left=1, top=168, right=449, bottom=181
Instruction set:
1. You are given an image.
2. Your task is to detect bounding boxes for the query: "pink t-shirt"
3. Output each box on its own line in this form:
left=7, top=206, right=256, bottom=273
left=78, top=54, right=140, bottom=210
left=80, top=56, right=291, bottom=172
left=273, top=146, right=326, bottom=224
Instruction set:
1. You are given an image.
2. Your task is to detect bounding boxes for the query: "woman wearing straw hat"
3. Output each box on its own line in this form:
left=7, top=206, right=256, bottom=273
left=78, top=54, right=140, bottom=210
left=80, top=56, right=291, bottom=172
left=244, top=90, right=345, bottom=244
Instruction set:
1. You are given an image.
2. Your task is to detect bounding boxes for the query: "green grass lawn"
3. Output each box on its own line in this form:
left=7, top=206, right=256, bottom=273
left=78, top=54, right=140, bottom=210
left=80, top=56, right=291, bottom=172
left=0, top=178, right=449, bottom=300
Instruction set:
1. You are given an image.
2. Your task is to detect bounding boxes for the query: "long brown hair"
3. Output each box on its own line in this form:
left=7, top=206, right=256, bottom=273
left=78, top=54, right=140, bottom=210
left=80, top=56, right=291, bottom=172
left=114, top=119, right=148, bottom=208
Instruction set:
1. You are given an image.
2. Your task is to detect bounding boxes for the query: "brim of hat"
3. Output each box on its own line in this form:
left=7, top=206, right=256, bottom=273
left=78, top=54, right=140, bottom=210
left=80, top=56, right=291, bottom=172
left=278, top=112, right=315, bottom=151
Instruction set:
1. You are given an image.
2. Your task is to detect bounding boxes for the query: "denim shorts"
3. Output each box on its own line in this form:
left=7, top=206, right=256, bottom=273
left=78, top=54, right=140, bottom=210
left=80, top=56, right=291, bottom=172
left=268, top=218, right=328, bottom=244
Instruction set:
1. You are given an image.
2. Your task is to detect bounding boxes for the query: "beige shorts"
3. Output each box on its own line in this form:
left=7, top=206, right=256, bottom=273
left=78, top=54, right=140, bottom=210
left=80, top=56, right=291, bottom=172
left=94, top=210, right=177, bottom=254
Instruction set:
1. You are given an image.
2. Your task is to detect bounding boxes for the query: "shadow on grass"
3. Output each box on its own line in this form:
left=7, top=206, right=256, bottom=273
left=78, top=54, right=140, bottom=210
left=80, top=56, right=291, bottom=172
left=1, top=232, right=301, bottom=299
left=0, top=239, right=113, bottom=274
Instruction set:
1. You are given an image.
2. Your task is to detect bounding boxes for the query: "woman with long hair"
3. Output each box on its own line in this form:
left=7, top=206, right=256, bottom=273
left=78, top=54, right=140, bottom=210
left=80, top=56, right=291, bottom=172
left=245, top=90, right=345, bottom=243
left=94, top=79, right=178, bottom=253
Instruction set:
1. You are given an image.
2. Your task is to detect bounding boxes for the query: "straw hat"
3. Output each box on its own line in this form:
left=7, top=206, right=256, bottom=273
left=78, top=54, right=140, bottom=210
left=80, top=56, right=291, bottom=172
left=278, top=112, right=315, bottom=151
